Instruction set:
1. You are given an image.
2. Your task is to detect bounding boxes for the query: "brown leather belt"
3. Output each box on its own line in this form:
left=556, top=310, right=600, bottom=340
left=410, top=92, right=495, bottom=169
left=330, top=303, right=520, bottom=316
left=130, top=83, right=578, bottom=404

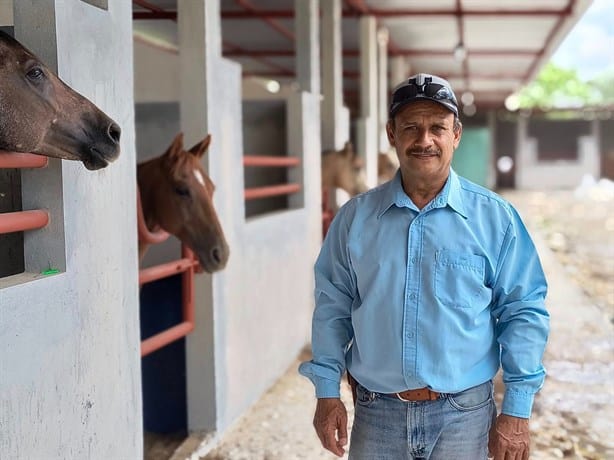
left=388, top=388, right=440, bottom=402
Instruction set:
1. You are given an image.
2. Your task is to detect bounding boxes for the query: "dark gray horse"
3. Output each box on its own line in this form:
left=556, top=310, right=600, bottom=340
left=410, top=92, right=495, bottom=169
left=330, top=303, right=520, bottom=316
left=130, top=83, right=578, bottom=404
left=0, top=31, right=121, bottom=170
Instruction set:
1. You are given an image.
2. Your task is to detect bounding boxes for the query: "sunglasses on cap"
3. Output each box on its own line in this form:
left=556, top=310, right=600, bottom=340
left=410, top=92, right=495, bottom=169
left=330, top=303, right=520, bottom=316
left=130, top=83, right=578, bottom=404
left=389, top=75, right=458, bottom=118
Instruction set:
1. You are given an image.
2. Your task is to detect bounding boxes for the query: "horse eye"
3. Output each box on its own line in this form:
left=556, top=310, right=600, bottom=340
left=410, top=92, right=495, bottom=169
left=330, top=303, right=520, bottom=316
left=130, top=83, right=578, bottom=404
left=26, top=67, right=45, bottom=81
left=174, top=186, right=190, bottom=197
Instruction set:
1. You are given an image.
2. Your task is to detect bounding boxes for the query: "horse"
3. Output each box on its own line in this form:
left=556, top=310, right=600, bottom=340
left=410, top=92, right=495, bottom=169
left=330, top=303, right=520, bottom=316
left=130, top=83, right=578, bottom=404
left=0, top=31, right=120, bottom=170
left=377, top=150, right=399, bottom=184
left=137, top=133, right=230, bottom=273
left=321, top=141, right=369, bottom=196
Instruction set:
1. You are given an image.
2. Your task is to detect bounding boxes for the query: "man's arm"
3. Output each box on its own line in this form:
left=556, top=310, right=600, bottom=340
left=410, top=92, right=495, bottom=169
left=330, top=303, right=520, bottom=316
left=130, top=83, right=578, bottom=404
left=489, top=207, right=550, bottom=458
left=298, top=204, right=357, bottom=454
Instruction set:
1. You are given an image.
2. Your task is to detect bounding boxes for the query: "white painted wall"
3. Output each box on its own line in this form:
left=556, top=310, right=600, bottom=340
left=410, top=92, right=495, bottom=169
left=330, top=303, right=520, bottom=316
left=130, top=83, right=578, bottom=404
left=517, top=136, right=600, bottom=189
left=0, top=1, right=141, bottom=459
left=133, top=38, right=179, bottom=103
left=0, top=0, right=12, bottom=25
left=174, top=1, right=321, bottom=438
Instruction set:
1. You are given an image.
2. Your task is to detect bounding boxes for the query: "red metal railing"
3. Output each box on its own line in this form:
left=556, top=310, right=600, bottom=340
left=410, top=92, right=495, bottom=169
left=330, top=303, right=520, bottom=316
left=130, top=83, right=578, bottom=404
left=0, top=152, right=49, bottom=169
left=0, top=152, right=50, bottom=238
left=140, top=246, right=197, bottom=357
left=243, top=155, right=301, bottom=200
left=0, top=210, right=50, bottom=234
left=137, top=186, right=197, bottom=357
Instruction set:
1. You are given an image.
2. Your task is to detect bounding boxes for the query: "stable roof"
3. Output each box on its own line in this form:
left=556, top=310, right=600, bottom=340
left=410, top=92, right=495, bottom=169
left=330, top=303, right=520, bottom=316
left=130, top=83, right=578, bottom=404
left=133, top=0, right=593, bottom=111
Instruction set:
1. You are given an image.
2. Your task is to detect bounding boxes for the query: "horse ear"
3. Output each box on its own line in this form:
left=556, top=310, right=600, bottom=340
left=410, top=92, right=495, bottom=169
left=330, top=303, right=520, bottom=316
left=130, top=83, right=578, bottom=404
left=166, top=133, right=184, bottom=158
left=189, top=134, right=212, bottom=158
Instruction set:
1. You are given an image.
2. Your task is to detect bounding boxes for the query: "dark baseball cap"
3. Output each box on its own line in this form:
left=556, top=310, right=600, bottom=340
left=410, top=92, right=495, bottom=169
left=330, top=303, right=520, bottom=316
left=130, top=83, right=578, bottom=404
left=389, top=73, right=459, bottom=118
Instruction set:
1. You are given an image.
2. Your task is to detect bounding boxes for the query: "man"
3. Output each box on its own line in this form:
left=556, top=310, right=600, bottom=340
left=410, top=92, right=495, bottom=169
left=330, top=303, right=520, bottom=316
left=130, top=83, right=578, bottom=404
left=299, top=73, right=549, bottom=460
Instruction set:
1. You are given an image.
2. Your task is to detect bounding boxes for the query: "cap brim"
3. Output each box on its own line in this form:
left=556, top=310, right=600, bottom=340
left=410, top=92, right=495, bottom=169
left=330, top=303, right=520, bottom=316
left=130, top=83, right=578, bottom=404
left=390, top=96, right=458, bottom=118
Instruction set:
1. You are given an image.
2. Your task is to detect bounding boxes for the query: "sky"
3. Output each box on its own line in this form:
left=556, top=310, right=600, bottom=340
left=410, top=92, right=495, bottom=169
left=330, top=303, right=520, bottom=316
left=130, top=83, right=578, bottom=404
left=550, top=0, right=614, bottom=80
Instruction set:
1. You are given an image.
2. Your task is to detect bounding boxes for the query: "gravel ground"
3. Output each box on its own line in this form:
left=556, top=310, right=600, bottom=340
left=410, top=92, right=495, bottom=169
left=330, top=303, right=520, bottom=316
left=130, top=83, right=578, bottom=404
left=171, top=186, right=614, bottom=460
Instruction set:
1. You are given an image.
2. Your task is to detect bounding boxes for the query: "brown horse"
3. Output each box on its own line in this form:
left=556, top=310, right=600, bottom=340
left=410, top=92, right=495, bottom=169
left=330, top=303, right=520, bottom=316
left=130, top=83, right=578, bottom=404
left=321, top=141, right=369, bottom=196
left=0, top=31, right=121, bottom=170
left=137, top=133, right=229, bottom=273
left=378, top=151, right=399, bottom=184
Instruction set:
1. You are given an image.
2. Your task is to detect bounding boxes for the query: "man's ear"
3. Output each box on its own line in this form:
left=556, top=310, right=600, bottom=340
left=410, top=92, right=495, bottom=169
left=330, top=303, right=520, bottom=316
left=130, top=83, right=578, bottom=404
left=453, top=124, right=462, bottom=149
left=386, top=121, right=395, bottom=146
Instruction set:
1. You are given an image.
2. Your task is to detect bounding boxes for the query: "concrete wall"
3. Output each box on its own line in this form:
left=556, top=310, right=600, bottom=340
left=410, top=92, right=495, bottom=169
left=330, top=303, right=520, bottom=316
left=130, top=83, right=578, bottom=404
left=515, top=116, right=601, bottom=189
left=171, top=0, right=321, bottom=438
left=518, top=135, right=600, bottom=189
left=0, top=1, right=141, bottom=459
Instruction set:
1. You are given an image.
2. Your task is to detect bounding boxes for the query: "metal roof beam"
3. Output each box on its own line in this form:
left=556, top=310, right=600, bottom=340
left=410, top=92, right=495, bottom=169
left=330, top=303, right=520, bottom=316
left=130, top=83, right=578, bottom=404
left=235, top=0, right=295, bottom=42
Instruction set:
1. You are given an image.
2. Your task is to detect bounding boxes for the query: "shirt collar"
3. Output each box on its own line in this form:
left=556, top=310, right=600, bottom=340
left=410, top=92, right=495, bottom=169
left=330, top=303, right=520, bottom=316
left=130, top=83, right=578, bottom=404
left=377, top=168, right=467, bottom=219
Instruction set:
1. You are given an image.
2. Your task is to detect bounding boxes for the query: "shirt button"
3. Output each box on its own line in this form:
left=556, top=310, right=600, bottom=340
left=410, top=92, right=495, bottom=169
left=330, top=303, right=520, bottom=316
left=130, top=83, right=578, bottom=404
left=406, top=332, right=414, bottom=338
left=409, top=293, right=416, bottom=300
left=410, top=257, right=416, bottom=264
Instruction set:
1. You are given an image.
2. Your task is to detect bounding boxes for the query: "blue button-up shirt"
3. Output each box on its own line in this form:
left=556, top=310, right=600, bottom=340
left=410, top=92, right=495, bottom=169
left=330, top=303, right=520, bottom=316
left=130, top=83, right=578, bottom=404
left=299, top=169, right=549, bottom=418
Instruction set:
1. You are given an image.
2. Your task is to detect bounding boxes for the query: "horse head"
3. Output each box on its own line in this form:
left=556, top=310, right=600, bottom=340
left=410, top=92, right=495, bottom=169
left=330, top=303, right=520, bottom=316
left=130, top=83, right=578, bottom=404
left=377, top=151, right=399, bottom=184
left=0, top=31, right=120, bottom=170
left=321, top=141, right=369, bottom=196
left=137, top=133, right=230, bottom=273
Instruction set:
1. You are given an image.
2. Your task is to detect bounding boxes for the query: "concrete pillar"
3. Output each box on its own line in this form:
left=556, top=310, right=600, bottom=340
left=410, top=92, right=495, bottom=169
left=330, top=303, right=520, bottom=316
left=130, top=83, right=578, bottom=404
left=295, top=0, right=320, bottom=95
left=320, top=0, right=344, bottom=151
left=178, top=0, right=220, bottom=432
left=516, top=115, right=529, bottom=189
left=377, top=27, right=389, bottom=152
left=390, top=55, right=410, bottom=89
left=356, top=15, right=378, bottom=187
left=7, top=1, right=141, bottom=458
left=0, top=1, right=12, bottom=25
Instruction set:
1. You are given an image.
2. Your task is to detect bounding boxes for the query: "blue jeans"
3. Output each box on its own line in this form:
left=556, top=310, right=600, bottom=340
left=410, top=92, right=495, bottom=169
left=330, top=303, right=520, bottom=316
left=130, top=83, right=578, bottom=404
left=349, top=381, right=495, bottom=460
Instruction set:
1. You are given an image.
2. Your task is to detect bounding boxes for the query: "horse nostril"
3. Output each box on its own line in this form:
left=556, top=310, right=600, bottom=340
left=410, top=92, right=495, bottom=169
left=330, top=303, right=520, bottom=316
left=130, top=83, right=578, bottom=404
left=107, top=122, right=121, bottom=144
left=211, top=247, right=222, bottom=264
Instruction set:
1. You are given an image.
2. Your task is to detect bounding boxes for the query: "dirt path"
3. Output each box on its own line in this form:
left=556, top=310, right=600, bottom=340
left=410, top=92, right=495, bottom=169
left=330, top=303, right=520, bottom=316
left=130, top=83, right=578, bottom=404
left=502, top=189, right=614, bottom=460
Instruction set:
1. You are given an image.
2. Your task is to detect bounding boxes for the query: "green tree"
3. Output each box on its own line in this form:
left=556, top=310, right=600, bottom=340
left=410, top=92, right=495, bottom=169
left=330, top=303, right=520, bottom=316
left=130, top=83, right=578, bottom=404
left=517, top=62, right=601, bottom=109
left=590, top=68, right=614, bottom=104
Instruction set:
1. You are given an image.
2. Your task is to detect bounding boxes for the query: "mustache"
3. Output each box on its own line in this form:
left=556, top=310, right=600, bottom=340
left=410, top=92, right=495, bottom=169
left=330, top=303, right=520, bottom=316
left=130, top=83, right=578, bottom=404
left=406, top=147, right=441, bottom=156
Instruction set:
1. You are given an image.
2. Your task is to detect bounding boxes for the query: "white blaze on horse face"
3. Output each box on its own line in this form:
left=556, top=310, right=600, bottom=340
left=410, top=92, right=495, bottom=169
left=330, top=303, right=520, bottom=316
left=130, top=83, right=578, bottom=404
left=193, top=169, right=206, bottom=187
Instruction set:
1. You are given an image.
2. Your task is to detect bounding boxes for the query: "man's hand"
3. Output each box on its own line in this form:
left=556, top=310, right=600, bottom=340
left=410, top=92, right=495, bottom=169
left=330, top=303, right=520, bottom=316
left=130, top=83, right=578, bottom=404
left=313, top=398, right=348, bottom=457
left=488, top=413, right=530, bottom=460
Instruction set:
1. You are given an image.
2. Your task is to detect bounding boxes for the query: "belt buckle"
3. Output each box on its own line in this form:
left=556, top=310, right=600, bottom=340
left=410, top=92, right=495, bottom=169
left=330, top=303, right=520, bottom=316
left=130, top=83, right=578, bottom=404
left=395, top=391, right=411, bottom=402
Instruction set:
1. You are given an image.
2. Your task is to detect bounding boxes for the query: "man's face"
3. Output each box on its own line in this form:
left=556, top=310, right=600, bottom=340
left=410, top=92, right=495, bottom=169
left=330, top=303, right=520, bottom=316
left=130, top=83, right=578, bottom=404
left=386, top=100, right=461, bottom=184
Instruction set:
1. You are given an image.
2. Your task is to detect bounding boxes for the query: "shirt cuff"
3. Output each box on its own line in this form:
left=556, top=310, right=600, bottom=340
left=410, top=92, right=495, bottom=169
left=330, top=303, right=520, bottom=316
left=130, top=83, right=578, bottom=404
left=298, top=362, right=341, bottom=398
left=314, top=376, right=341, bottom=398
left=502, top=390, right=534, bottom=419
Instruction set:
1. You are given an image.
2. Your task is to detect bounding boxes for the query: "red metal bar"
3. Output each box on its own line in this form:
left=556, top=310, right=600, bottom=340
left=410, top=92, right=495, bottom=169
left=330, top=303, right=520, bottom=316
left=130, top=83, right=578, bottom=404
left=134, top=7, right=571, bottom=21
left=140, top=246, right=197, bottom=357
left=139, top=257, right=197, bottom=285
left=225, top=40, right=295, bottom=75
left=235, top=0, right=295, bottom=42
left=0, top=152, right=48, bottom=169
left=0, top=210, right=49, bottom=234
left=227, top=48, right=538, bottom=58
left=141, top=322, right=194, bottom=356
left=244, top=183, right=301, bottom=200
left=243, top=156, right=300, bottom=167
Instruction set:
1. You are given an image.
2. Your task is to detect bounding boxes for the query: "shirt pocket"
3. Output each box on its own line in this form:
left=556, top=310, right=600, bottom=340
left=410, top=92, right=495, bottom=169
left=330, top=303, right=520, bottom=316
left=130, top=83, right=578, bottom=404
left=435, top=249, right=491, bottom=309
